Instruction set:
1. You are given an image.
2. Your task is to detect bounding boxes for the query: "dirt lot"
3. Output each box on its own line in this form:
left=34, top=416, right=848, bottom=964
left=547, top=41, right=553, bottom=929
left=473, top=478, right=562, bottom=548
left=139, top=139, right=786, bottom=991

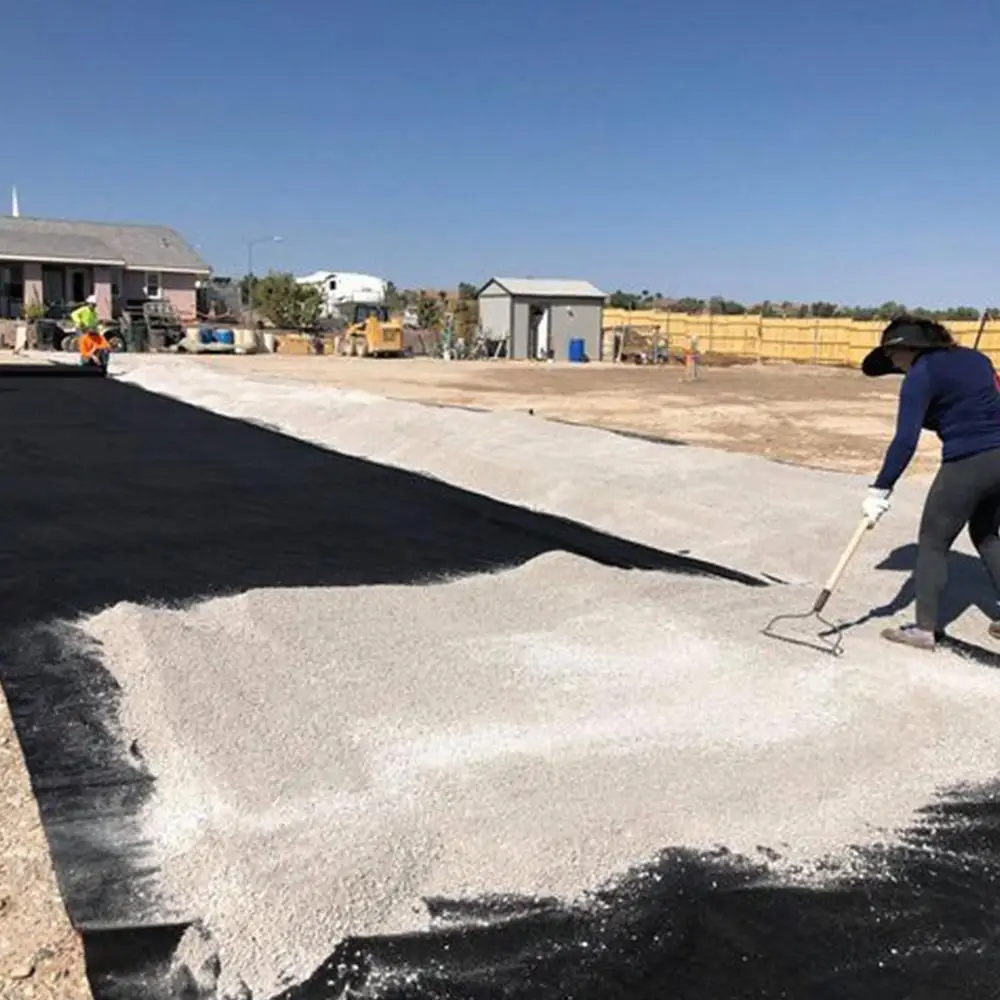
left=0, top=695, right=89, bottom=999
left=0, top=353, right=933, bottom=1000
left=187, top=355, right=938, bottom=475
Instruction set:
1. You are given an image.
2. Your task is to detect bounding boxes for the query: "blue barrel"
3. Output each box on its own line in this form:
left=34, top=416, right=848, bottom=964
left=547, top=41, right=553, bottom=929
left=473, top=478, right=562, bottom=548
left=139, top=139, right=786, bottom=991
left=215, top=329, right=235, bottom=346
left=568, top=337, right=587, bottom=363
left=198, top=326, right=214, bottom=345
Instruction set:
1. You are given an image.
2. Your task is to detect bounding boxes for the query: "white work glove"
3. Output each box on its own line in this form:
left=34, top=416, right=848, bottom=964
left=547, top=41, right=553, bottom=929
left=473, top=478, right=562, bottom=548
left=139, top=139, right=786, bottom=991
left=862, top=487, right=892, bottom=526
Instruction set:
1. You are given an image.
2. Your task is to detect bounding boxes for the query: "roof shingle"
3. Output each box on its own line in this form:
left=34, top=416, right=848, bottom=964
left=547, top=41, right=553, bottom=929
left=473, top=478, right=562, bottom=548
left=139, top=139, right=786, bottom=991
left=0, top=216, right=210, bottom=273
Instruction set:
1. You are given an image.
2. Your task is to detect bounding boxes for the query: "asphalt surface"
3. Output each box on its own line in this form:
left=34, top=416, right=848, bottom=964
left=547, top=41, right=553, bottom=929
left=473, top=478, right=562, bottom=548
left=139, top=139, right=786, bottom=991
left=3, top=370, right=1000, bottom=1000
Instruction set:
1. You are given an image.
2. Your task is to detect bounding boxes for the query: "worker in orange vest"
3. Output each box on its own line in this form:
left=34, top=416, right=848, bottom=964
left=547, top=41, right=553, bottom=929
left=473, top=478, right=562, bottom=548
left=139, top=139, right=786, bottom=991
left=72, top=295, right=110, bottom=372
left=79, top=328, right=111, bottom=371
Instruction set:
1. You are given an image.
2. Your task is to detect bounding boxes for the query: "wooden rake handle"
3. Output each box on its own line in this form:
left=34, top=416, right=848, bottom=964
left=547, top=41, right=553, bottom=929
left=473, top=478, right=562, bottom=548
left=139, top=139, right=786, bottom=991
left=813, top=516, right=874, bottom=614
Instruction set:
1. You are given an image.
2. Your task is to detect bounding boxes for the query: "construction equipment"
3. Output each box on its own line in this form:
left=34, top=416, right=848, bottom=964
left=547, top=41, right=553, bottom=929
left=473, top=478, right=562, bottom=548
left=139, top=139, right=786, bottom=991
left=334, top=303, right=405, bottom=357
left=761, top=516, right=873, bottom=656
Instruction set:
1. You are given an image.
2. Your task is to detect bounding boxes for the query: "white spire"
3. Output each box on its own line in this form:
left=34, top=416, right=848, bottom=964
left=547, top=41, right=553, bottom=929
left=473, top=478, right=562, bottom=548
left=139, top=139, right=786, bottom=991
left=11, top=186, right=19, bottom=217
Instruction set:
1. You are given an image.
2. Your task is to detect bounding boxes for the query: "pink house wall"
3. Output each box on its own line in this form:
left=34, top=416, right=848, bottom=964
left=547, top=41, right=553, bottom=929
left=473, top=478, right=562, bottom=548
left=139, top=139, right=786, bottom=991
left=93, top=266, right=112, bottom=321
left=23, top=262, right=42, bottom=310
left=122, top=270, right=197, bottom=320
left=163, top=272, right=197, bottom=321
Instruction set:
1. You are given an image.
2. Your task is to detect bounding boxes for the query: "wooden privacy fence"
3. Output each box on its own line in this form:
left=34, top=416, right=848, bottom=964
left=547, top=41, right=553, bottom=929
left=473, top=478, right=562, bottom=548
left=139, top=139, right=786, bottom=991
left=601, top=309, right=1000, bottom=368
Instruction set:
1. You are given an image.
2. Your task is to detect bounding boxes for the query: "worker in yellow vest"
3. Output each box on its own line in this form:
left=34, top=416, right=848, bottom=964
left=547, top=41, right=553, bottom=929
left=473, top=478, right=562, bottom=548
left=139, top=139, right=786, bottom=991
left=70, top=294, right=99, bottom=337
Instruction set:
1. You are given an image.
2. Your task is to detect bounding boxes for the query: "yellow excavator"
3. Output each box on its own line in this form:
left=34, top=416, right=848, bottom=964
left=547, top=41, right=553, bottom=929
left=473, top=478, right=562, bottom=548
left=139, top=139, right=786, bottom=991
left=334, top=303, right=405, bottom=357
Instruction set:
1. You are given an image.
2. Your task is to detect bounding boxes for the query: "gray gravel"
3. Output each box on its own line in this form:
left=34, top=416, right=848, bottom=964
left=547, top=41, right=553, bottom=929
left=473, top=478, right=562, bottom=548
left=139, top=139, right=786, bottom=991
left=74, top=362, right=1000, bottom=995
left=86, top=559, right=1000, bottom=994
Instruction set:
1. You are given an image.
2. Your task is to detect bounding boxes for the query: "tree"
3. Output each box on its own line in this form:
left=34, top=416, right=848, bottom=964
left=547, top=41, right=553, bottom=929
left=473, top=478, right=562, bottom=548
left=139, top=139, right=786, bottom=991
left=416, top=292, right=443, bottom=331
left=673, top=297, right=706, bottom=314
left=457, top=282, right=479, bottom=300
left=238, top=273, right=259, bottom=308
left=385, top=280, right=403, bottom=312
left=875, top=301, right=905, bottom=319
left=709, top=297, right=747, bottom=315
left=454, top=295, right=478, bottom=338
left=252, top=271, right=323, bottom=330
left=609, top=289, right=641, bottom=309
left=942, top=306, right=980, bottom=321
left=809, top=301, right=838, bottom=318
left=750, top=300, right=781, bottom=318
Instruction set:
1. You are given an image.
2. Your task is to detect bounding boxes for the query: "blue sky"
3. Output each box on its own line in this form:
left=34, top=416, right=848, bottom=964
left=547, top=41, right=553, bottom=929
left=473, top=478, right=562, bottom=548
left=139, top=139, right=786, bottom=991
left=3, top=0, right=998, bottom=305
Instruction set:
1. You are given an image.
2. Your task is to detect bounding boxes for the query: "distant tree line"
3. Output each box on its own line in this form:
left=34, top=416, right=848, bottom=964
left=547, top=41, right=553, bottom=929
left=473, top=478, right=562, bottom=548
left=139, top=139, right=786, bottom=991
left=385, top=280, right=481, bottom=335
left=238, top=273, right=988, bottom=331
left=607, top=289, right=987, bottom=322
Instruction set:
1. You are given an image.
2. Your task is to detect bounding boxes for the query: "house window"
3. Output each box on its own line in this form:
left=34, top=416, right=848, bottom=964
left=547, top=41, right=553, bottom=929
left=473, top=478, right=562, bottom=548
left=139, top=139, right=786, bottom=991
left=144, top=272, right=162, bottom=299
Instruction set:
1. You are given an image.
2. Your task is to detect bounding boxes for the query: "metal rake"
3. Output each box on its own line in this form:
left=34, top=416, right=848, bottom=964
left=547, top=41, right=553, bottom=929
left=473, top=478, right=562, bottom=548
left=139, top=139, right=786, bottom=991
left=761, top=516, right=873, bottom=656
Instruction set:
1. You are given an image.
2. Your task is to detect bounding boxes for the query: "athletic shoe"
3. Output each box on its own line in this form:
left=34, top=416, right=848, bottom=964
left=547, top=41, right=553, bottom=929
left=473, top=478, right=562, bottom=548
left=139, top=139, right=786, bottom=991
left=880, top=623, right=936, bottom=651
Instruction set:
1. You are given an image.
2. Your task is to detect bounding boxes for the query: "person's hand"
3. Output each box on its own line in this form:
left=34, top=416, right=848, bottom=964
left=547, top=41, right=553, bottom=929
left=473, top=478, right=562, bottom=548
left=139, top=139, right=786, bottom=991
left=862, top=487, right=891, bottom=526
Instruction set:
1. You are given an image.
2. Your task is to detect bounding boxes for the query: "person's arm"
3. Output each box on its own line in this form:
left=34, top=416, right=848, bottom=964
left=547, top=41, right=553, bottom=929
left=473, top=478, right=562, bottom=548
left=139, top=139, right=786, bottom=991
left=872, top=362, right=932, bottom=491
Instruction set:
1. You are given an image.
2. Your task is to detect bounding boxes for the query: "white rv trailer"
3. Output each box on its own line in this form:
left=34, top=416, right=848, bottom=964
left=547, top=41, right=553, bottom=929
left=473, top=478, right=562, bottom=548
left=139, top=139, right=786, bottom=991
left=296, top=271, right=388, bottom=319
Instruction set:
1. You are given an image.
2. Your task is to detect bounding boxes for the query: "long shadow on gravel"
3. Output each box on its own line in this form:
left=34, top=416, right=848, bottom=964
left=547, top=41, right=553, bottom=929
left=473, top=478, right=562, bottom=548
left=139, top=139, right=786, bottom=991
left=0, top=374, right=764, bottom=988
left=280, top=782, right=1000, bottom=1000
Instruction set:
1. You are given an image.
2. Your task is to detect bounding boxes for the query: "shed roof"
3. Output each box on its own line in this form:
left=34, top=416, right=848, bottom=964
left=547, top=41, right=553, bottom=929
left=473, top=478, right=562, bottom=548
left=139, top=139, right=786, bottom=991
left=0, top=216, right=211, bottom=273
left=479, top=277, right=607, bottom=299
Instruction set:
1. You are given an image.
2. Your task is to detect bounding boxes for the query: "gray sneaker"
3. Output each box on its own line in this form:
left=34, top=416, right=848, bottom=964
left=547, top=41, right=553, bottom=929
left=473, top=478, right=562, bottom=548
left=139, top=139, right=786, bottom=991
left=880, top=623, right=936, bottom=651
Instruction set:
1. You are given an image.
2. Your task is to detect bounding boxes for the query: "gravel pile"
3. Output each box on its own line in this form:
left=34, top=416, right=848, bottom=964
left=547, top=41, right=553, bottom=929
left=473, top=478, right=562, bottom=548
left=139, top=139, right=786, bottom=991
left=84, top=556, right=1000, bottom=994
left=116, top=359, right=949, bottom=586
left=73, top=361, right=1000, bottom=995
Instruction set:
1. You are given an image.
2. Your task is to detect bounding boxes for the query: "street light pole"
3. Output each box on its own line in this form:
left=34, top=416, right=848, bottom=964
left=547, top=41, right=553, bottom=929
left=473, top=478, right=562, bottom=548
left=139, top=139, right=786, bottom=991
left=245, top=235, right=282, bottom=325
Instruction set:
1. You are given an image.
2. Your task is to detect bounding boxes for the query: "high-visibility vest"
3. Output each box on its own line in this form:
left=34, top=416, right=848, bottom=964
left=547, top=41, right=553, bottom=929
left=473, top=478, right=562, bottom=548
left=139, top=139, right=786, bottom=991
left=71, top=304, right=99, bottom=332
left=79, top=331, right=109, bottom=360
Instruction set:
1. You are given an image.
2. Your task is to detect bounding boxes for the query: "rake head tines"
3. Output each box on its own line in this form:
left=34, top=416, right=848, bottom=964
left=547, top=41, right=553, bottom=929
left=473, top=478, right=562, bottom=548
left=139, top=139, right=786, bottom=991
left=761, top=608, right=845, bottom=656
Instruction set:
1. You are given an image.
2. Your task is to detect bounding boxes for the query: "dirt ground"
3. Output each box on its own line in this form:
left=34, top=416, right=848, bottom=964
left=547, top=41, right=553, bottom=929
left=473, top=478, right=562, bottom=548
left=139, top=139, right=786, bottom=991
left=0, top=694, right=89, bottom=999
left=187, top=354, right=938, bottom=475
left=0, top=353, right=931, bottom=1000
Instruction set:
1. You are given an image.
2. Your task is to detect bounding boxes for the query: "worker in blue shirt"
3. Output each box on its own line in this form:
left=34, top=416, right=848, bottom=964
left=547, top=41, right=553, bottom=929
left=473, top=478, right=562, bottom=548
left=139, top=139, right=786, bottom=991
left=861, top=315, right=1000, bottom=650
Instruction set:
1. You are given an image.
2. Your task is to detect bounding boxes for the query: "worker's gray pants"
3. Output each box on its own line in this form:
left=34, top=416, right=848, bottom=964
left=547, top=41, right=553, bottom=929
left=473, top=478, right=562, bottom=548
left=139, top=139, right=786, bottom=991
left=916, top=447, right=1000, bottom=631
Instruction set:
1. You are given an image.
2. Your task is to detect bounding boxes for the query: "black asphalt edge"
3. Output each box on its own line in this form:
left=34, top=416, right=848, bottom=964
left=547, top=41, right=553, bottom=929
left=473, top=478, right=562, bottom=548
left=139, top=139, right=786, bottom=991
left=122, top=376, right=771, bottom=589
left=0, top=362, right=107, bottom=378
left=0, top=374, right=773, bottom=998
left=81, top=923, right=192, bottom=1000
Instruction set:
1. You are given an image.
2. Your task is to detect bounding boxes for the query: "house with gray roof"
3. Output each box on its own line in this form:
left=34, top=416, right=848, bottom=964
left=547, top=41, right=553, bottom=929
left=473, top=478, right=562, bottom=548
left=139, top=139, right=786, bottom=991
left=476, top=277, right=608, bottom=361
left=0, top=215, right=211, bottom=322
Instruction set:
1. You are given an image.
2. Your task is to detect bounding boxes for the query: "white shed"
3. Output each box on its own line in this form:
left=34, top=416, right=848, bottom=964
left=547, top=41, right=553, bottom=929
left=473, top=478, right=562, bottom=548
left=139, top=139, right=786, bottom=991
left=476, top=277, right=607, bottom=360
